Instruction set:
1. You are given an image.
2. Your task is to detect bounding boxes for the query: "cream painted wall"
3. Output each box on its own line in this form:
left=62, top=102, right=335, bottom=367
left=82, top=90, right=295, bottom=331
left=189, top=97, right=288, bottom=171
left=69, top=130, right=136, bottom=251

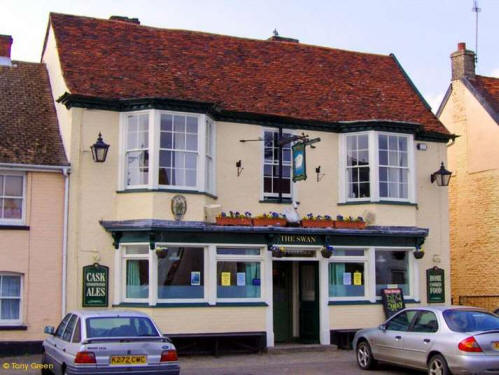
left=0, top=172, right=65, bottom=341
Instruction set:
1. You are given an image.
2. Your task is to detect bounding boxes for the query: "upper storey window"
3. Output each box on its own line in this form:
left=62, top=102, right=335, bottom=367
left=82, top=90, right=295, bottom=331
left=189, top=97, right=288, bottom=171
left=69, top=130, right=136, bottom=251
left=339, top=132, right=415, bottom=203
left=262, top=129, right=293, bottom=200
left=0, top=173, right=25, bottom=224
left=121, top=111, right=215, bottom=195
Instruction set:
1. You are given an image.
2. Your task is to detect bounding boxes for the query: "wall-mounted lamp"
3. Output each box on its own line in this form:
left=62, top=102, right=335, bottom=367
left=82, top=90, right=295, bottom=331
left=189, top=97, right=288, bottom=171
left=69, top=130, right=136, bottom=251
left=236, top=160, right=243, bottom=177
left=430, top=162, right=452, bottom=186
left=90, top=133, right=110, bottom=163
left=315, top=166, right=325, bottom=182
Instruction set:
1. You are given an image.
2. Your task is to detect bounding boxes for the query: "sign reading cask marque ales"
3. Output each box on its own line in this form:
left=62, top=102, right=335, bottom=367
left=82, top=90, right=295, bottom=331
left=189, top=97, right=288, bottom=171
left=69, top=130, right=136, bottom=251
left=82, top=263, right=109, bottom=307
left=381, top=288, right=406, bottom=319
left=426, top=267, right=445, bottom=303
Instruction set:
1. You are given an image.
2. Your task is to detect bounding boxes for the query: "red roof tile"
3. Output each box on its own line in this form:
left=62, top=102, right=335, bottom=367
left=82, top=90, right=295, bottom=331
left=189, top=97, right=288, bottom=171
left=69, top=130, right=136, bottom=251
left=0, top=61, right=68, bottom=166
left=48, top=13, right=448, bottom=135
left=469, top=75, right=499, bottom=115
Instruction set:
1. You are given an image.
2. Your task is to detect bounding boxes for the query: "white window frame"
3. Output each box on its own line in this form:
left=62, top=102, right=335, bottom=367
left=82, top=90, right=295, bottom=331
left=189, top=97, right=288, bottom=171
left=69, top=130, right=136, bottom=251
left=121, top=244, right=150, bottom=303
left=328, top=247, right=369, bottom=302
left=0, top=273, right=23, bottom=325
left=215, top=245, right=265, bottom=303
left=261, top=128, right=295, bottom=201
left=119, top=110, right=215, bottom=195
left=0, top=171, right=26, bottom=225
left=338, top=131, right=415, bottom=204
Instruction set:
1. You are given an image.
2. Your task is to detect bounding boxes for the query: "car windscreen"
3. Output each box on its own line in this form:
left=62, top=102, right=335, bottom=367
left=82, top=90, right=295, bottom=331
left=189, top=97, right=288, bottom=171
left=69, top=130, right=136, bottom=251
left=86, top=317, right=160, bottom=338
left=443, top=310, right=499, bottom=333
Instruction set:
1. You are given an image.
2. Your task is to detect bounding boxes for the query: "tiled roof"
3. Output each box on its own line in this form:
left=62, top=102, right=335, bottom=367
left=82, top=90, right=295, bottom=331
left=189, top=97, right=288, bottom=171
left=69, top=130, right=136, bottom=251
left=0, top=61, right=68, bottom=166
left=48, top=13, right=448, bottom=135
left=469, top=75, right=499, bottom=116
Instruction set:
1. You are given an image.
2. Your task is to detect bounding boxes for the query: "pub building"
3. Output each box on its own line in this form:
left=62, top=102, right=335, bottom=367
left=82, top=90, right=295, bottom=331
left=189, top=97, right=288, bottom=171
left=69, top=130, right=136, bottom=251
left=42, top=13, right=453, bottom=351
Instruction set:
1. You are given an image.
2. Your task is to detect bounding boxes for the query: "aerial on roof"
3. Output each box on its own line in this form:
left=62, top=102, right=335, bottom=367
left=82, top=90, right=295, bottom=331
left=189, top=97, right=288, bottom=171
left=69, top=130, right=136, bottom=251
left=46, top=12, right=449, bottom=136
left=0, top=61, right=68, bottom=166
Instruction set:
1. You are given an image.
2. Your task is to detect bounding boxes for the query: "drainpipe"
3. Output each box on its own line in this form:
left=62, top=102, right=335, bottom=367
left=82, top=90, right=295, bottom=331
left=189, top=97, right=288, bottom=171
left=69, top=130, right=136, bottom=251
left=61, top=167, right=70, bottom=316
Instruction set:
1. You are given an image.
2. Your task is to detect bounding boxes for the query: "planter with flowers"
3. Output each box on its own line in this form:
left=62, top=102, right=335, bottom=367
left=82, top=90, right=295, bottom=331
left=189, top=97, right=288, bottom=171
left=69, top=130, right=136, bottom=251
left=334, top=215, right=366, bottom=229
left=271, top=245, right=286, bottom=258
left=321, top=245, right=334, bottom=258
left=155, top=247, right=169, bottom=259
left=253, top=212, right=287, bottom=227
left=216, top=211, right=252, bottom=226
left=301, top=214, right=335, bottom=228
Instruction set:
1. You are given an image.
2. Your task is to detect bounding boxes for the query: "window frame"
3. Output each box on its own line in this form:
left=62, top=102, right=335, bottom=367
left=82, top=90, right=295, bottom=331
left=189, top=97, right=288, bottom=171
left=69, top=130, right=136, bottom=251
left=328, top=247, right=369, bottom=302
left=215, top=246, right=265, bottom=303
left=261, top=128, right=295, bottom=201
left=119, top=110, right=215, bottom=195
left=0, top=172, right=26, bottom=225
left=339, top=131, right=415, bottom=204
left=0, top=273, right=23, bottom=325
left=121, top=245, right=150, bottom=303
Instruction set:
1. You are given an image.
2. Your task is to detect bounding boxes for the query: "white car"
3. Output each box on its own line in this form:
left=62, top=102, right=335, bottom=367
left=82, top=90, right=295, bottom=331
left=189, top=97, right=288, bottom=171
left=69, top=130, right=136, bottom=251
left=353, top=306, right=499, bottom=375
left=42, top=310, right=180, bottom=375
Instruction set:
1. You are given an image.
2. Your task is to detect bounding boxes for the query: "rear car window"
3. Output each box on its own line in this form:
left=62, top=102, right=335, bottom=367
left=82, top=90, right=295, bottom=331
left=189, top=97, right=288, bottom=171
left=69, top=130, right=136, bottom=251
left=86, top=317, right=160, bottom=338
left=443, top=310, right=499, bottom=333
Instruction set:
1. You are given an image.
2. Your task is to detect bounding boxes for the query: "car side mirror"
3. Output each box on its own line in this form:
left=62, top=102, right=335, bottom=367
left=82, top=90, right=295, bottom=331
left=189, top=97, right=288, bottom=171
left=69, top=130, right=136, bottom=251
left=378, top=324, right=387, bottom=332
left=44, top=326, right=55, bottom=335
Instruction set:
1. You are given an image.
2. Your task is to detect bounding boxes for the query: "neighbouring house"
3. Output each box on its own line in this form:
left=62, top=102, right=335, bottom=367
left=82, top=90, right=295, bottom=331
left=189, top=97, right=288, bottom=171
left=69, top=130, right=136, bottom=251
left=41, top=13, right=453, bottom=351
left=0, top=35, right=69, bottom=354
left=437, top=42, right=499, bottom=311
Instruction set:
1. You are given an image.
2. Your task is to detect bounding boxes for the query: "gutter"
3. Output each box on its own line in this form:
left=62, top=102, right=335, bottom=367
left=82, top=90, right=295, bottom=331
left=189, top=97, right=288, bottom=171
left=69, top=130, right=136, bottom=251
left=61, top=167, right=70, bottom=316
left=0, top=163, right=70, bottom=173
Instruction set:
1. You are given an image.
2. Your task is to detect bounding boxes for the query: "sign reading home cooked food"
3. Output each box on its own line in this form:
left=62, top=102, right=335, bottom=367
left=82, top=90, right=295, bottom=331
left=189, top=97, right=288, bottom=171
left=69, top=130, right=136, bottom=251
left=82, top=263, right=109, bottom=307
left=426, top=267, right=445, bottom=303
left=381, top=288, right=406, bottom=318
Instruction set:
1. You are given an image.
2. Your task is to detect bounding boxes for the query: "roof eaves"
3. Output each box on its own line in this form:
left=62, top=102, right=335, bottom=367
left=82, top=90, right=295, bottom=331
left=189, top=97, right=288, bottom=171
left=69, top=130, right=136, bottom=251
left=461, top=77, right=499, bottom=125
left=435, top=84, right=453, bottom=119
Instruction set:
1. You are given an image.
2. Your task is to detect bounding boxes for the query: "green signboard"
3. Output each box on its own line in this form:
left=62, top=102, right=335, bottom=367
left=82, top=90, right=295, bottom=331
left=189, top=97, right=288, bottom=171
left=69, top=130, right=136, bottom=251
left=292, top=143, right=307, bottom=182
left=426, top=267, right=445, bottom=303
left=82, top=263, right=109, bottom=307
left=381, top=288, right=406, bottom=318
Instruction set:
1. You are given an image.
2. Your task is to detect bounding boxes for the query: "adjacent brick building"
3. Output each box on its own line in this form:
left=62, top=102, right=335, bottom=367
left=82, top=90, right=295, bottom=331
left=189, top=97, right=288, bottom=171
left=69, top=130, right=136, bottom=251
left=437, top=43, right=499, bottom=310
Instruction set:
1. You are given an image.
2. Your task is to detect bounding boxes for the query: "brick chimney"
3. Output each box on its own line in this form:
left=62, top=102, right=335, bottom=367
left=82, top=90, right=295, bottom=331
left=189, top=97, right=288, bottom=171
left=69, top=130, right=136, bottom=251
left=109, top=16, right=140, bottom=24
left=0, top=34, right=13, bottom=66
left=450, top=42, right=475, bottom=80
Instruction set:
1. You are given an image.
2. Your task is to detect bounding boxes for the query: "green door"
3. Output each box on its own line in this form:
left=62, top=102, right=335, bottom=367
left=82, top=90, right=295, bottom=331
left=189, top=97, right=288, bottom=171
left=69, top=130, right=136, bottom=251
left=273, top=261, right=292, bottom=343
left=299, top=262, right=319, bottom=343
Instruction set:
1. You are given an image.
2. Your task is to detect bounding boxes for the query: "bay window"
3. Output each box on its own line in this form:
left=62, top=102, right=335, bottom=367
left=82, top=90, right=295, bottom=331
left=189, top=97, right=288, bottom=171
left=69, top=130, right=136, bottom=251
left=123, top=246, right=149, bottom=301
left=375, top=249, right=410, bottom=296
left=0, top=173, right=25, bottom=224
left=340, top=131, right=414, bottom=203
left=121, top=110, right=215, bottom=194
left=328, top=249, right=368, bottom=301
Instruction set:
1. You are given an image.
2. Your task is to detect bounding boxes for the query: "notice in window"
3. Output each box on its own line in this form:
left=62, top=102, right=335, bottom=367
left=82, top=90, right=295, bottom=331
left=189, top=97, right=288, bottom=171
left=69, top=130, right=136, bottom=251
left=343, top=272, right=352, bottom=285
left=221, top=272, right=231, bottom=286
left=236, top=272, right=246, bottom=286
left=191, top=271, right=200, bottom=286
left=353, top=271, right=362, bottom=286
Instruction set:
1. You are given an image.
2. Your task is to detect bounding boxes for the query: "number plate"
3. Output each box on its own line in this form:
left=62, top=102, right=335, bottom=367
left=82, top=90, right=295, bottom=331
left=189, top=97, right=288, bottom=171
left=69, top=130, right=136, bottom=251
left=110, top=355, right=146, bottom=365
left=493, top=342, right=499, bottom=351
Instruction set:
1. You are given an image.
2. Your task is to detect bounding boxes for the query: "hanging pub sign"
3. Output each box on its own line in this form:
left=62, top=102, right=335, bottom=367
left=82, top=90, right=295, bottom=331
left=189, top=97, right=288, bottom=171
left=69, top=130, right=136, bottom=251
left=381, top=288, right=406, bottom=319
left=82, top=263, right=109, bottom=307
left=426, top=267, right=445, bottom=303
left=292, top=143, right=307, bottom=182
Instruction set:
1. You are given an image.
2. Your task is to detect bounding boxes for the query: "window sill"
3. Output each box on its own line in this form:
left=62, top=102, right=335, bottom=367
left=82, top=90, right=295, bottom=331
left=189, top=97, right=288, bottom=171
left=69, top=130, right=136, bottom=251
left=329, top=299, right=419, bottom=306
left=0, top=225, right=29, bottom=230
left=117, top=189, right=217, bottom=200
left=0, top=325, right=27, bottom=330
left=338, top=201, right=418, bottom=207
left=259, top=198, right=293, bottom=204
left=112, top=301, right=268, bottom=308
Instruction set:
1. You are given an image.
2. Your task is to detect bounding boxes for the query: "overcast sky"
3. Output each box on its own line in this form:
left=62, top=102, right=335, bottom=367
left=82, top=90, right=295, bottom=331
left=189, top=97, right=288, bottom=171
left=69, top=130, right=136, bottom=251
left=1, top=0, right=498, bottom=112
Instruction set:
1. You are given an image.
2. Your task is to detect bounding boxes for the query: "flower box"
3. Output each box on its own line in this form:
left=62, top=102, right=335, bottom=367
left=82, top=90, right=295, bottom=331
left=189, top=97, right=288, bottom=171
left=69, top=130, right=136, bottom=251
left=334, top=220, right=366, bottom=229
left=301, top=219, right=335, bottom=228
left=253, top=218, right=287, bottom=227
left=215, top=217, right=252, bottom=226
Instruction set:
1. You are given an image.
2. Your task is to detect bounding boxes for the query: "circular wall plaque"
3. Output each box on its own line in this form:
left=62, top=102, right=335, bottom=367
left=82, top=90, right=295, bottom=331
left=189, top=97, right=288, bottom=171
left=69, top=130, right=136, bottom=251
left=171, top=195, right=187, bottom=220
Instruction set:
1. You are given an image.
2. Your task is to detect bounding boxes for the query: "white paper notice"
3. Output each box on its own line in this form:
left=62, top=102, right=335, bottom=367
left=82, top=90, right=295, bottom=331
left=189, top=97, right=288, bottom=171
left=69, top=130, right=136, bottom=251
left=343, top=272, right=352, bottom=285
left=236, top=272, right=246, bottom=286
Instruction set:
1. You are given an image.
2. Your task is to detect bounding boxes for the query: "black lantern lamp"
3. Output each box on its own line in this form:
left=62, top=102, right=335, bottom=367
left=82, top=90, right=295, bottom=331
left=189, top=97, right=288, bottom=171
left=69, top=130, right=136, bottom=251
left=90, top=133, right=110, bottom=163
left=431, top=162, right=452, bottom=186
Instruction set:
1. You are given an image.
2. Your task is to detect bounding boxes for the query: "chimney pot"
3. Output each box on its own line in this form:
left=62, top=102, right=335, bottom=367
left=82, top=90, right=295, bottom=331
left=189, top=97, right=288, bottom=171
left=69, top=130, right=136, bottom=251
left=458, top=42, right=466, bottom=51
left=0, top=34, right=13, bottom=58
left=109, top=16, right=140, bottom=25
left=450, top=42, right=475, bottom=81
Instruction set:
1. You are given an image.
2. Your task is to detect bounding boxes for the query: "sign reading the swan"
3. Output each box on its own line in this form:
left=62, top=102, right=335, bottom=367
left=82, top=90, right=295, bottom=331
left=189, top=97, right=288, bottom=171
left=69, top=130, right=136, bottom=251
left=426, top=267, right=445, bottom=303
left=82, top=263, right=109, bottom=307
left=292, top=143, right=307, bottom=182
left=381, top=288, right=405, bottom=318
left=278, top=234, right=319, bottom=245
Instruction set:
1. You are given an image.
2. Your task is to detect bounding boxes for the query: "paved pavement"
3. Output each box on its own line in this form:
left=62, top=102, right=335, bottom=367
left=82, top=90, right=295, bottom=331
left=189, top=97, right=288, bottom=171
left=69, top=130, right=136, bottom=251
left=0, top=351, right=424, bottom=375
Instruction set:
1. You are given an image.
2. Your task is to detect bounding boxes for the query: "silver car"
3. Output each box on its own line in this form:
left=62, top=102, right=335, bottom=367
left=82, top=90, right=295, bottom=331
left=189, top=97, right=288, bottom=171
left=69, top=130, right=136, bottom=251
left=42, top=310, right=180, bottom=375
left=353, top=306, right=499, bottom=375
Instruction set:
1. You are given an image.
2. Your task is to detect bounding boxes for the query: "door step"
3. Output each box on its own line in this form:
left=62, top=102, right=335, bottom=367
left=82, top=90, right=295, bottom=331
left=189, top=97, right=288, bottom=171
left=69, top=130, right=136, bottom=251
left=266, top=343, right=338, bottom=354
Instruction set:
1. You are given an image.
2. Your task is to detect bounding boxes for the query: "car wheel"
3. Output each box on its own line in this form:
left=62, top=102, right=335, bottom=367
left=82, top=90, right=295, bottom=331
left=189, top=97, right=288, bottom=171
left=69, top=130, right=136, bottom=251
left=428, top=354, right=450, bottom=375
left=356, top=340, right=377, bottom=370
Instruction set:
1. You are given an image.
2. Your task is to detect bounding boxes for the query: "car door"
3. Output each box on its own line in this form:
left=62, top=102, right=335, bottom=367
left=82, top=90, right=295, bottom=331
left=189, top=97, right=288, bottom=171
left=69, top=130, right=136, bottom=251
left=44, top=314, right=72, bottom=371
left=373, top=310, right=418, bottom=364
left=403, top=310, right=439, bottom=369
